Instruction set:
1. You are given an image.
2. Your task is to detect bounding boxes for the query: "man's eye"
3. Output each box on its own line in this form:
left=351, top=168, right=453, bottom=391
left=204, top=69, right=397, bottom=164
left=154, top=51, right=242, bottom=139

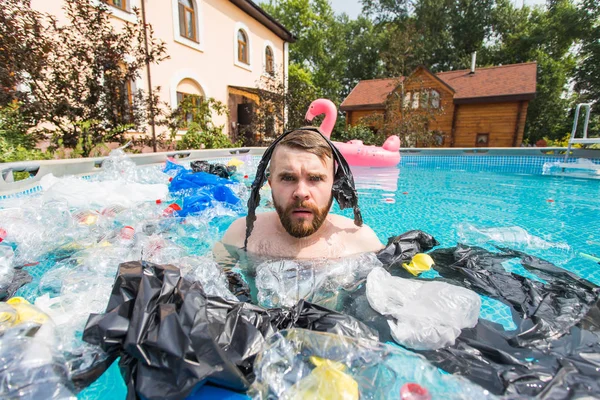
left=309, top=176, right=323, bottom=182
left=281, top=175, right=295, bottom=181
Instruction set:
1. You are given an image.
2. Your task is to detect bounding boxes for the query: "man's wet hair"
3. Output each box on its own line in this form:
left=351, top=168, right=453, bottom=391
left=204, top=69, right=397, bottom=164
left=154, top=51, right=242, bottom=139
left=244, top=127, right=363, bottom=250
left=274, top=129, right=333, bottom=166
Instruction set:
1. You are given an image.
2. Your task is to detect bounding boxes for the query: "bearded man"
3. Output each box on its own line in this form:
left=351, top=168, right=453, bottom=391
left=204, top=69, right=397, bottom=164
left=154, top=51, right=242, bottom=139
left=216, top=128, right=383, bottom=259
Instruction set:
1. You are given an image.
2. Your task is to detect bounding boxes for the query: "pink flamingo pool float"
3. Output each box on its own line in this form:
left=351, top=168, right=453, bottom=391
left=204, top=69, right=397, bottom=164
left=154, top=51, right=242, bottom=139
left=305, top=99, right=401, bottom=167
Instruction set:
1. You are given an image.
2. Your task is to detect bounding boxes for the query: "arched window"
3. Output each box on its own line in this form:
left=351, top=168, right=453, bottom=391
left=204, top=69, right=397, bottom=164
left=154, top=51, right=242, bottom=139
left=265, top=46, right=274, bottom=74
left=238, top=30, right=249, bottom=64
left=430, top=90, right=440, bottom=109
left=176, top=78, right=204, bottom=128
left=178, top=0, right=197, bottom=42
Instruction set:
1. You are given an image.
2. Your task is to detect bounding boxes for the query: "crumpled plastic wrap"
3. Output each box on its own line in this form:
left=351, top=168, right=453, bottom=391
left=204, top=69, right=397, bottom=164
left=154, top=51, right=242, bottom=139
left=456, top=223, right=573, bottom=264
left=255, top=252, right=382, bottom=310
left=40, top=174, right=169, bottom=208
left=249, top=329, right=494, bottom=400
left=377, top=230, right=439, bottom=271
left=0, top=298, right=76, bottom=399
left=94, top=147, right=171, bottom=185
left=190, top=160, right=235, bottom=179
left=413, top=244, right=600, bottom=397
left=82, top=260, right=377, bottom=400
left=366, top=267, right=481, bottom=350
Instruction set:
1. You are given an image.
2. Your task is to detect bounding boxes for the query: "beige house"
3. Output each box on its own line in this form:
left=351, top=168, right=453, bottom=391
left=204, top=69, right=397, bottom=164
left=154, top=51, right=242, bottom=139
left=30, top=0, right=295, bottom=141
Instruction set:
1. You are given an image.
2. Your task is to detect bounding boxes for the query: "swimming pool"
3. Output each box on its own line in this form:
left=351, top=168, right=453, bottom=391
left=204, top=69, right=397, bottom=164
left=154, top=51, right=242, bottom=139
left=1, top=151, right=599, bottom=399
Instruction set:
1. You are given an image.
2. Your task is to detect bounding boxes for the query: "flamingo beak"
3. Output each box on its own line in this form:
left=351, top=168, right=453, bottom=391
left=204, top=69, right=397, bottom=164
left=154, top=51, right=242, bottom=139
left=305, top=109, right=315, bottom=122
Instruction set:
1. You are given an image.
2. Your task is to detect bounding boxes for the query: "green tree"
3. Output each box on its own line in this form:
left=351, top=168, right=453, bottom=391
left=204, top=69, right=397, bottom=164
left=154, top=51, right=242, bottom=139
left=575, top=0, right=600, bottom=136
left=0, top=0, right=167, bottom=156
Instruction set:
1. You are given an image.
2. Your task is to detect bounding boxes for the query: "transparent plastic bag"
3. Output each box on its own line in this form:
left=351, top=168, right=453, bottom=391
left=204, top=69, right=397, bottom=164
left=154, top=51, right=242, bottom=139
left=40, top=173, right=168, bottom=208
left=249, top=329, right=494, bottom=400
left=366, top=267, right=481, bottom=350
left=456, top=223, right=573, bottom=264
left=0, top=300, right=76, bottom=399
left=255, top=253, right=382, bottom=310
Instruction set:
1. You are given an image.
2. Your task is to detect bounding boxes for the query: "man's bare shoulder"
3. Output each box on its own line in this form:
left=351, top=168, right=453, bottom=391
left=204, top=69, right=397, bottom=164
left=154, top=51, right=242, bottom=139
left=221, top=212, right=277, bottom=248
left=328, top=214, right=384, bottom=252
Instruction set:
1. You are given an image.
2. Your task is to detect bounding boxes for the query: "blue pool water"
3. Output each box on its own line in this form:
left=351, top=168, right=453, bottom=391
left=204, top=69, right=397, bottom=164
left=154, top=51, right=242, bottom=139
left=4, top=155, right=600, bottom=399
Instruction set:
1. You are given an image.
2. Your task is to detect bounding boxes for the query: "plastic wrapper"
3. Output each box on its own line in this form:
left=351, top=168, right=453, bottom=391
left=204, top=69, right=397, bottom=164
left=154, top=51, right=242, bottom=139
left=366, top=267, right=481, bottom=350
left=83, top=260, right=377, bottom=400
left=0, top=200, right=79, bottom=265
left=456, top=223, right=573, bottom=263
left=40, top=173, right=168, bottom=208
left=177, top=185, right=241, bottom=217
left=377, top=230, right=439, bottom=270
left=255, top=252, right=382, bottom=310
left=0, top=299, right=76, bottom=399
left=249, top=329, right=494, bottom=400
left=94, top=148, right=171, bottom=185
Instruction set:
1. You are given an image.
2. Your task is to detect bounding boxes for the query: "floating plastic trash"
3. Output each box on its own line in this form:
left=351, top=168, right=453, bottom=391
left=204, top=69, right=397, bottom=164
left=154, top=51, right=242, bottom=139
left=249, top=329, right=492, bottom=400
left=402, top=253, right=434, bottom=276
left=366, top=267, right=480, bottom=350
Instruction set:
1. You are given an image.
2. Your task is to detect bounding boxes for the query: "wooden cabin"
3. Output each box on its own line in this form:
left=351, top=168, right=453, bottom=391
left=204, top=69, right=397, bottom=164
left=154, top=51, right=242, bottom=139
left=340, top=63, right=537, bottom=147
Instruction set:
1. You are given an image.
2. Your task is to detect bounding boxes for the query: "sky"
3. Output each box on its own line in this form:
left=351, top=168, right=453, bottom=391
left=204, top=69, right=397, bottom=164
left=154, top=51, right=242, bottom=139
left=329, top=0, right=548, bottom=19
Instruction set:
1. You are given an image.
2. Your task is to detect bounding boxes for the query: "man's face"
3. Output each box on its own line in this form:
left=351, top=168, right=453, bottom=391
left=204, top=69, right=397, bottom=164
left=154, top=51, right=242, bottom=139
left=268, top=146, right=334, bottom=238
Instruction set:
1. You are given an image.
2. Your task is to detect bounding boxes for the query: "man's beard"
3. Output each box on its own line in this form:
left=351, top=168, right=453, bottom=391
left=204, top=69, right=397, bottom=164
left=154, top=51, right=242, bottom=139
left=274, top=196, right=333, bottom=238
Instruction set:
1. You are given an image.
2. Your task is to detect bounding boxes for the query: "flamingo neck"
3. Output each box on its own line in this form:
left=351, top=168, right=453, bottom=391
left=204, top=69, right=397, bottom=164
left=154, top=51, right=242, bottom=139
left=319, top=103, right=337, bottom=137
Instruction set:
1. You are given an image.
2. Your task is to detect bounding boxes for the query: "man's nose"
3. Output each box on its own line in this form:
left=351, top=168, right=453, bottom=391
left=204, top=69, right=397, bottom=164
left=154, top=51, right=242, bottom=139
left=293, top=181, right=310, bottom=200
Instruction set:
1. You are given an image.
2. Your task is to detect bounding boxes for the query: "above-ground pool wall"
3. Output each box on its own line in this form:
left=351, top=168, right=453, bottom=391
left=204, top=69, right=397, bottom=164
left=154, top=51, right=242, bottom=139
left=1, top=147, right=600, bottom=197
left=400, top=147, right=600, bottom=175
left=0, top=148, right=266, bottom=196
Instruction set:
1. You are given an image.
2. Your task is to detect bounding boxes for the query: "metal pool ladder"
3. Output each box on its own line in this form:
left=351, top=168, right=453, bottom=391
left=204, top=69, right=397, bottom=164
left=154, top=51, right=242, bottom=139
left=564, top=103, right=598, bottom=162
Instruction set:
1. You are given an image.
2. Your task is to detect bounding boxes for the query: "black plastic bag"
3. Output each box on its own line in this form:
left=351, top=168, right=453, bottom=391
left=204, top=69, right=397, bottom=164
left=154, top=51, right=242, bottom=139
left=409, top=244, right=600, bottom=398
left=83, top=261, right=377, bottom=400
left=376, top=230, right=439, bottom=269
left=190, top=160, right=235, bottom=179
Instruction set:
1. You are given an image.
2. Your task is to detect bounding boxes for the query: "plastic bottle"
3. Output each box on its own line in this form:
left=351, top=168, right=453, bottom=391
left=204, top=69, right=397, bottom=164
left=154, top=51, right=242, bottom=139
left=400, top=383, right=431, bottom=400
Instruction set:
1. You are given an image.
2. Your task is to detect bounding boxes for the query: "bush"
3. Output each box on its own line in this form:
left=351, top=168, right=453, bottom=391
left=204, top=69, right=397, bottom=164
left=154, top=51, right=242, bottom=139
left=332, top=124, right=380, bottom=145
left=177, top=124, right=242, bottom=150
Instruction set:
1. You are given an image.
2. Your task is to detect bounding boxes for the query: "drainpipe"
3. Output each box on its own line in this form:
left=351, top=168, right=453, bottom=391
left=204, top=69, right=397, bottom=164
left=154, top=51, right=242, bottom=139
left=140, top=0, right=157, bottom=152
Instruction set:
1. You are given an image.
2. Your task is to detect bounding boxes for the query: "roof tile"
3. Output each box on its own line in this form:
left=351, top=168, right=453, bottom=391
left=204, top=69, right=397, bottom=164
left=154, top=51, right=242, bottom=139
left=340, top=63, right=537, bottom=109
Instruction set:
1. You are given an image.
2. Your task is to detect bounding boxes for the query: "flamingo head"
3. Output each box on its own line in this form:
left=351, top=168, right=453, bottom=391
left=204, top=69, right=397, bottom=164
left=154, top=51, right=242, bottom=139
left=305, top=98, right=337, bottom=122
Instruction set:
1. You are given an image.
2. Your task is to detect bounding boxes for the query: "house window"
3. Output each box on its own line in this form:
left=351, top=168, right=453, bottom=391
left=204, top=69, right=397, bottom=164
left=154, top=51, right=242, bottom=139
left=118, top=80, right=134, bottom=123
left=430, top=90, right=440, bottom=108
left=420, top=91, right=429, bottom=109
left=403, top=92, right=411, bottom=108
left=412, top=92, right=419, bottom=109
left=265, top=46, right=274, bottom=75
left=178, top=0, right=197, bottom=42
left=104, top=0, right=127, bottom=11
left=476, top=133, right=489, bottom=147
left=176, top=91, right=202, bottom=127
left=238, top=30, right=249, bottom=64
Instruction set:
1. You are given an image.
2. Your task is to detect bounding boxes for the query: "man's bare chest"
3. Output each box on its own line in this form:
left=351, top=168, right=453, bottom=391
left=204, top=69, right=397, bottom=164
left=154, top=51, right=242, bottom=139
left=250, top=233, right=348, bottom=259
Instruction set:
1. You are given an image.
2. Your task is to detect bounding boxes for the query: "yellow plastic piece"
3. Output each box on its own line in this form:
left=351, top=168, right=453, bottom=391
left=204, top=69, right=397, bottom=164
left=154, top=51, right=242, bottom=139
left=227, top=158, right=244, bottom=167
left=5, top=297, right=49, bottom=325
left=285, top=356, right=359, bottom=400
left=402, top=253, right=435, bottom=276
